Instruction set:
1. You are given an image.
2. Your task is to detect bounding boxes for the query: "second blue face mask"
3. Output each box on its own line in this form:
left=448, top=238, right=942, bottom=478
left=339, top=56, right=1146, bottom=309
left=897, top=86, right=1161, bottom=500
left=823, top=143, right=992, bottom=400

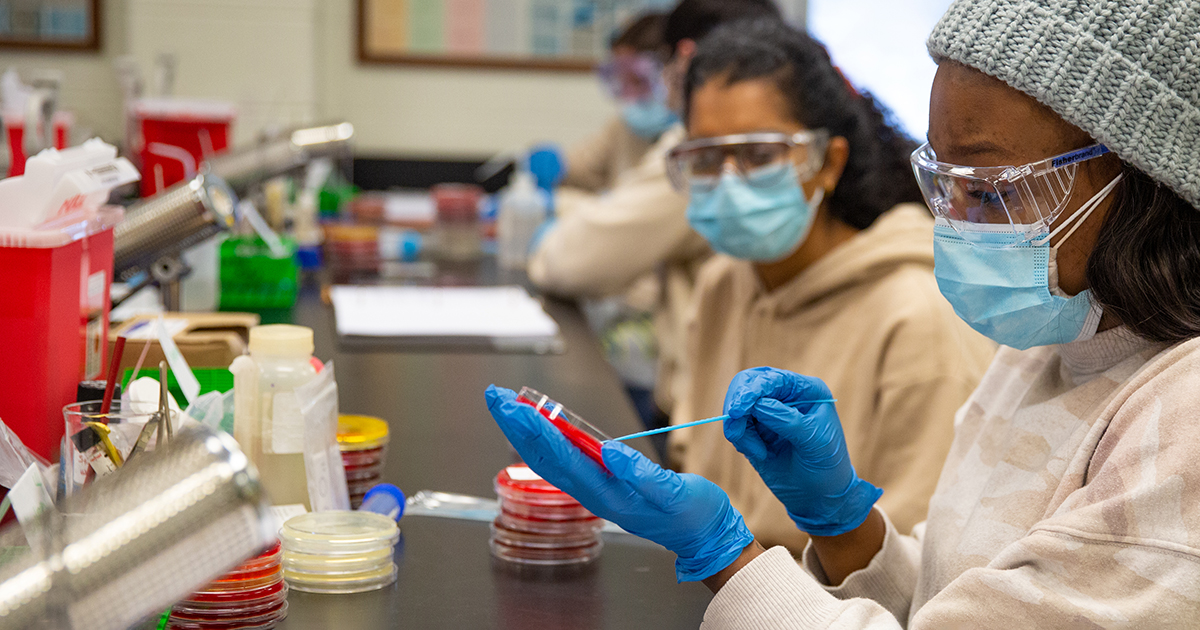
left=686, top=164, right=821, bottom=262
left=621, top=99, right=680, bottom=140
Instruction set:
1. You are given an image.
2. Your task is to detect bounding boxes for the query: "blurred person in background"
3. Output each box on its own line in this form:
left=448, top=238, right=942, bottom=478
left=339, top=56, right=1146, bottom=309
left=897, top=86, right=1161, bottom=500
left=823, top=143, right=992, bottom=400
left=529, top=0, right=783, bottom=442
left=560, top=12, right=670, bottom=193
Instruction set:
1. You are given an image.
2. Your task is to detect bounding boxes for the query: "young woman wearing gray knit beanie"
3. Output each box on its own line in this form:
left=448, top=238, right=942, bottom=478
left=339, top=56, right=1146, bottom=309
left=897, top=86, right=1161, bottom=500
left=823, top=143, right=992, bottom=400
left=483, top=2, right=1200, bottom=627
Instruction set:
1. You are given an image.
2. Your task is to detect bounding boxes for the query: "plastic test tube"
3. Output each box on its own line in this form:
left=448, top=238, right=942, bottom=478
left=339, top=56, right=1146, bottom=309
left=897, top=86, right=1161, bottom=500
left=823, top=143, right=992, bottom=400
left=516, top=387, right=611, bottom=468
left=359, top=483, right=406, bottom=522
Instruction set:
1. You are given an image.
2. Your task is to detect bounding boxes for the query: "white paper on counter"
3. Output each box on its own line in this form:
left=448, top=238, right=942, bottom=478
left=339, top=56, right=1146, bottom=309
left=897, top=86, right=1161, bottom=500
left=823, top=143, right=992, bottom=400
left=330, top=285, right=560, bottom=339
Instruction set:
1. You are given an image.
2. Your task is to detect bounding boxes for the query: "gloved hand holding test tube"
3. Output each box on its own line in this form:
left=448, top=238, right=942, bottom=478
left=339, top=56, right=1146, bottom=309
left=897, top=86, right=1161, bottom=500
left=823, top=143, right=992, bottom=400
left=488, top=376, right=850, bottom=582
left=514, top=385, right=835, bottom=456
left=514, top=388, right=612, bottom=468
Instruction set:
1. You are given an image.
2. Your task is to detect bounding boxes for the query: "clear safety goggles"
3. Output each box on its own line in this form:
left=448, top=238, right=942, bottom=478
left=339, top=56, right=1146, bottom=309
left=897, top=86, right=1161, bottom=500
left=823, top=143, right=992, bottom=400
left=911, top=141, right=1111, bottom=247
left=597, top=53, right=664, bottom=103
left=666, top=130, right=829, bottom=193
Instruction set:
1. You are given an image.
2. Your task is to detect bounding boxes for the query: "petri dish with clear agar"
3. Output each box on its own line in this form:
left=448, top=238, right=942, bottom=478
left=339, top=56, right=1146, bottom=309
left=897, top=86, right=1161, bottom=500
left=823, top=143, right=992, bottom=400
left=280, top=511, right=400, bottom=555
left=279, top=511, right=399, bottom=594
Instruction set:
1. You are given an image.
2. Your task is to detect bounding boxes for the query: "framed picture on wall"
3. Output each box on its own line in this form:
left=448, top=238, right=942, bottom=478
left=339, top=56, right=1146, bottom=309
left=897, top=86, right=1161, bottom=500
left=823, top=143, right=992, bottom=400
left=358, top=0, right=674, bottom=72
left=0, top=0, right=101, bottom=51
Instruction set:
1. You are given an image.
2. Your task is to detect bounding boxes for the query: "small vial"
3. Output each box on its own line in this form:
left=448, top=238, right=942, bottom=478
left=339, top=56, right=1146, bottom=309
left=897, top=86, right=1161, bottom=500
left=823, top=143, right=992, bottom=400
left=359, top=483, right=405, bottom=522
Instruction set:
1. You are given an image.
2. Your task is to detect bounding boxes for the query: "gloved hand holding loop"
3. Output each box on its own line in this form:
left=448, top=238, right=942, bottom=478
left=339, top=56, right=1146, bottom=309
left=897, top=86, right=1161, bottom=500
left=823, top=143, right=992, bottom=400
left=722, top=367, right=882, bottom=537
left=485, top=385, right=754, bottom=582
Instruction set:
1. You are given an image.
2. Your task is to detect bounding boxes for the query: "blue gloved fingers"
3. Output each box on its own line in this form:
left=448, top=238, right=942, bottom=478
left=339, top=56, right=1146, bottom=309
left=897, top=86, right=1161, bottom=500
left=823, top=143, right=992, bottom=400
left=485, top=385, right=539, bottom=441
left=601, top=441, right=686, bottom=511
left=722, top=413, right=771, bottom=462
left=722, top=367, right=775, bottom=419
left=484, top=386, right=608, bottom=497
left=723, top=368, right=833, bottom=420
left=751, top=398, right=846, bottom=465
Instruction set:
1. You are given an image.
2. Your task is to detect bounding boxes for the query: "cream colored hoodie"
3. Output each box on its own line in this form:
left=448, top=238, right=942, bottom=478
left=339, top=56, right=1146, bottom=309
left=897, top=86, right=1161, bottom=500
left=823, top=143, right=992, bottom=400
left=560, top=115, right=655, bottom=193
left=672, top=205, right=996, bottom=553
left=702, top=327, right=1200, bottom=629
left=529, top=124, right=710, bottom=413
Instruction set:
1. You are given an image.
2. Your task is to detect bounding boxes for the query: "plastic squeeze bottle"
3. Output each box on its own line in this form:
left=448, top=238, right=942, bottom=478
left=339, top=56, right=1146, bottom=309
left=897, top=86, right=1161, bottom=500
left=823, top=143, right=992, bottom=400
left=232, top=324, right=317, bottom=508
left=497, top=170, right=547, bottom=270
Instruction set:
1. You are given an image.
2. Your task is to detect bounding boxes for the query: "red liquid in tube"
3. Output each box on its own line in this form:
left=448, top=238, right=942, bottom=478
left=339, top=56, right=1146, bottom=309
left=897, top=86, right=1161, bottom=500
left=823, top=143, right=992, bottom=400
left=516, top=388, right=609, bottom=470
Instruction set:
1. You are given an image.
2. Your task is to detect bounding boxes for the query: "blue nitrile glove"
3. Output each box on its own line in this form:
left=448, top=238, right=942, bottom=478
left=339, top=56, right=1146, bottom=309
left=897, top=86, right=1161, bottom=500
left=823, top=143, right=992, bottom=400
left=485, top=385, right=754, bottom=582
left=722, top=367, right=882, bottom=537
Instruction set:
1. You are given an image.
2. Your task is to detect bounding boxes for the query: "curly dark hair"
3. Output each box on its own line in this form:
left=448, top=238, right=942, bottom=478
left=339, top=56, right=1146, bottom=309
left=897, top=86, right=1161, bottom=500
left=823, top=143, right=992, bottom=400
left=684, top=18, right=924, bottom=230
left=1087, top=165, right=1200, bottom=343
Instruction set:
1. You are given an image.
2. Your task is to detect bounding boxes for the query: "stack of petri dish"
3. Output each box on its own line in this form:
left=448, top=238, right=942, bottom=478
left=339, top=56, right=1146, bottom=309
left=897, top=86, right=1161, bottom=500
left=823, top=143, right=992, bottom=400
left=280, top=511, right=400, bottom=594
left=336, top=415, right=390, bottom=508
left=323, top=224, right=380, bottom=281
left=167, top=542, right=288, bottom=630
left=490, top=464, right=604, bottom=568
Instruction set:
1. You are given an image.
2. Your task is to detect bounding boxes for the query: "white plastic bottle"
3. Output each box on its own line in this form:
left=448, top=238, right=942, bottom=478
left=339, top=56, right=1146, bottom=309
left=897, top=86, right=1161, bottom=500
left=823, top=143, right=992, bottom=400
left=232, top=324, right=317, bottom=508
left=497, top=170, right=547, bottom=270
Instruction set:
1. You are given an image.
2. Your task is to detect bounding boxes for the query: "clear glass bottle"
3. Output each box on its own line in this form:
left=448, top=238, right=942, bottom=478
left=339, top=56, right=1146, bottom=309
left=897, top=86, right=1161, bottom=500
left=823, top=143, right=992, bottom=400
left=233, top=324, right=317, bottom=508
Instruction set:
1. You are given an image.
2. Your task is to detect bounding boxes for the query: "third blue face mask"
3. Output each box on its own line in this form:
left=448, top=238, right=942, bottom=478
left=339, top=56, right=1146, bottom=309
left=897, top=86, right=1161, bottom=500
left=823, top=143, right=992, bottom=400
left=621, top=99, right=679, bottom=140
left=931, top=173, right=1123, bottom=350
left=686, top=164, right=822, bottom=263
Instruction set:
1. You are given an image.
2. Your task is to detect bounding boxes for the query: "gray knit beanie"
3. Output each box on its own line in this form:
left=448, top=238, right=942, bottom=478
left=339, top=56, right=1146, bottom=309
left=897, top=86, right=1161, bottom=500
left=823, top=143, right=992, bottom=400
left=928, top=1, right=1200, bottom=210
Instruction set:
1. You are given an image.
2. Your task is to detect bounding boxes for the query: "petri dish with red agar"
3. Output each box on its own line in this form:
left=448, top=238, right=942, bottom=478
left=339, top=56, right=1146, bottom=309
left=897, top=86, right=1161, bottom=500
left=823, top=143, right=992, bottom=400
left=515, top=387, right=611, bottom=468
left=489, top=464, right=604, bottom=568
left=337, top=415, right=390, bottom=508
left=168, top=542, right=288, bottom=629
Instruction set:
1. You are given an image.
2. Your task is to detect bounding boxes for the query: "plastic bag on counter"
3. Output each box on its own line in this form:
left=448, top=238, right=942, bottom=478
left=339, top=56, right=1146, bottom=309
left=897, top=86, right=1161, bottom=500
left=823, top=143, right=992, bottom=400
left=405, top=490, right=628, bottom=534
left=295, top=362, right=349, bottom=512
left=185, top=389, right=235, bottom=435
left=405, top=490, right=499, bottom=522
left=0, top=417, right=50, bottom=490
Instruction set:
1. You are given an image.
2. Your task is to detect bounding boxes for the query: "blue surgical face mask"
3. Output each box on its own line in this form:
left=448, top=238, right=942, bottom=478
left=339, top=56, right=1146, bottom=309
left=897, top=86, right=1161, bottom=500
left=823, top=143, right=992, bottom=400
left=621, top=98, right=679, bottom=140
left=932, top=174, right=1123, bottom=350
left=686, top=163, right=824, bottom=262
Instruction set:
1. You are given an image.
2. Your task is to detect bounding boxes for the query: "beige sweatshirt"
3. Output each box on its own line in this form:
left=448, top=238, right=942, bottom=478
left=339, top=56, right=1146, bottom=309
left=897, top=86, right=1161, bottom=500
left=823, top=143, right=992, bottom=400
left=671, top=205, right=996, bottom=554
left=560, top=115, right=655, bottom=193
left=702, top=326, right=1200, bottom=629
left=529, top=124, right=711, bottom=413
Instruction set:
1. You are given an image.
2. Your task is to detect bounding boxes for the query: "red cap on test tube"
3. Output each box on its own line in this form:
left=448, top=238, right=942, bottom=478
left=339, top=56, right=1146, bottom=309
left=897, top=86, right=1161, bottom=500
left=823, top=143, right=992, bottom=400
left=515, top=387, right=610, bottom=469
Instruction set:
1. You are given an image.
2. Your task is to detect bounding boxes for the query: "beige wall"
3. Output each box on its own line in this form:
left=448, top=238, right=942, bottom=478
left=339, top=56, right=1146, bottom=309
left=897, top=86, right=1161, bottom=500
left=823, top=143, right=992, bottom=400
left=0, top=0, right=128, bottom=143
left=0, top=0, right=618, bottom=159
left=127, top=0, right=319, bottom=147
left=316, top=1, right=615, bottom=158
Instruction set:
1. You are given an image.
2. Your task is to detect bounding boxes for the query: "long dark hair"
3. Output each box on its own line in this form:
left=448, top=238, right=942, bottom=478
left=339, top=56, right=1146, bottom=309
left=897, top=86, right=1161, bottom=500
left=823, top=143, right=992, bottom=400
left=663, top=0, right=780, bottom=55
left=1088, top=166, right=1200, bottom=343
left=611, top=12, right=667, bottom=54
left=684, top=18, right=923, bottom=230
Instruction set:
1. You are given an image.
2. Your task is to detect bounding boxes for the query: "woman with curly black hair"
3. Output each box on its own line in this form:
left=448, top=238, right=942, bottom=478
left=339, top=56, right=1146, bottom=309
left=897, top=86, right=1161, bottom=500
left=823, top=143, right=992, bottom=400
left=659, top=18, right=994, bottom=555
